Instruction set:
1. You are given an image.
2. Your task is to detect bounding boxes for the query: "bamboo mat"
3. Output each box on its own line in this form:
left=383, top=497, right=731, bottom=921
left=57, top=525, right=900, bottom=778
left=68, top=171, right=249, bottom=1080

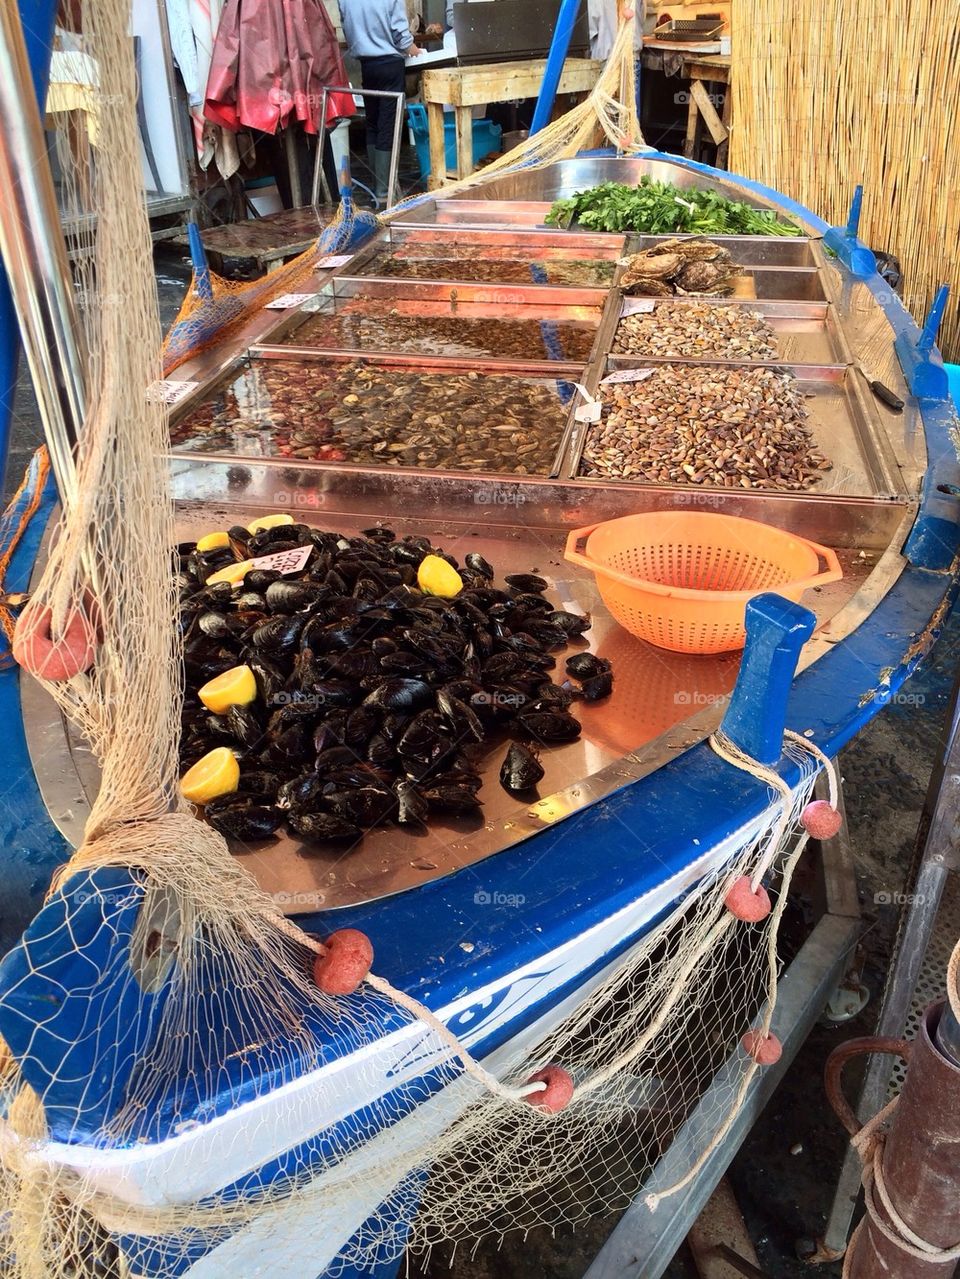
left=731, top=3, right=960, bottom=361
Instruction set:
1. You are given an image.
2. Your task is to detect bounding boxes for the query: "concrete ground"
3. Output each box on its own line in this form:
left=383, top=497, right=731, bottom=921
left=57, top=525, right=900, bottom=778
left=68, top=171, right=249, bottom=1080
left=4, top=248, right=957, bottom=1279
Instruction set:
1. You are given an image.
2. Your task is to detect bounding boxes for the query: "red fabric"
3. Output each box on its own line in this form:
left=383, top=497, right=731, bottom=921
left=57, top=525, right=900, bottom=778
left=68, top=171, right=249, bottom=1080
left=204, top=0, right=355, bottom=135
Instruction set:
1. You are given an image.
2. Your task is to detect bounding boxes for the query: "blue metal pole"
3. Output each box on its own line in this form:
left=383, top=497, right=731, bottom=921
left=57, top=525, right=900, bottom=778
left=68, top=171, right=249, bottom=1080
left=530, top=0, right=583, bottom=137
left=0, top=0, right=58, bottom=485
left=186, top=221, right=214, bottom=303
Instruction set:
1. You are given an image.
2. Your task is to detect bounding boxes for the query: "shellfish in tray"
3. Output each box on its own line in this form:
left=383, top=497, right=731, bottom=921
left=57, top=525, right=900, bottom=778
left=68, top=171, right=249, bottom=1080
left=620, top=237, right=741, bottom=297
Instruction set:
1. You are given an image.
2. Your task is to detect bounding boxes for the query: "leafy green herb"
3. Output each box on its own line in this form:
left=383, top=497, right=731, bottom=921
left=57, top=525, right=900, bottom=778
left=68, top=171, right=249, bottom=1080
left=545, top=178, right=802, bottom=237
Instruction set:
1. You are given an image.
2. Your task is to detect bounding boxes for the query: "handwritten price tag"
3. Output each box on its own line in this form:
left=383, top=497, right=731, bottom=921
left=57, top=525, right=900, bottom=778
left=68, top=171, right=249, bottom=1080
left=316, top=253, right=352, bottom=270
left=249, top=544, right=313, bottom=576
left=146, top=379, right=198, bottom=405
left=264, top=293, right=316, bottom=310
left=572, top=381, right=602, bottom=425
left=621, top=298, right=656, bottom=315
left=600, top=368, right=658, bottom=386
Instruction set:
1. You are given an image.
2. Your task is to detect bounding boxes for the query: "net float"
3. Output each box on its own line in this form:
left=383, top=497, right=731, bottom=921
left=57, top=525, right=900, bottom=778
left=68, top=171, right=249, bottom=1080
left=12, top=599, right=98, bottom=681
left=313, top=929, right=374, bottom=996
left=524, top=1065, right=575, bottom=1113
left=724, top=875, right=772, bottom=922
left=801, top=800, right=843, bottom=841
left=741, top=1030, right=783, bottom=1065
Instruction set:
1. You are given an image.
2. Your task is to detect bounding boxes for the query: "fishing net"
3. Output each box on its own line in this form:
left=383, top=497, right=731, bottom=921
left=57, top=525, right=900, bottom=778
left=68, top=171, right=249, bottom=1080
left=0, top=5, right=843, bottom=1277
left=161, top=12, right=646, bottom=375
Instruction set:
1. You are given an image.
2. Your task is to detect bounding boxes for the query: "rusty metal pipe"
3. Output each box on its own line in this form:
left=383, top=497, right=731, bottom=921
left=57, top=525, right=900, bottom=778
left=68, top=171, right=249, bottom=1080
left=825, top=1001, right=960, bottom=1277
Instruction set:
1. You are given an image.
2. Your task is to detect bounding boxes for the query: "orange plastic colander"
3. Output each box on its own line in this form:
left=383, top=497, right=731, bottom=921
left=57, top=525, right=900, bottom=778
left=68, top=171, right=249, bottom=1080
left=564, top=511, right=843, bottom=655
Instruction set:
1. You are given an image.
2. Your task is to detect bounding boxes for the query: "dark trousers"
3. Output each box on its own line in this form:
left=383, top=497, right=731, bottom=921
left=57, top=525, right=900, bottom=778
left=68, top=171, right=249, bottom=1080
left=358, top=55, right=406, bottom=151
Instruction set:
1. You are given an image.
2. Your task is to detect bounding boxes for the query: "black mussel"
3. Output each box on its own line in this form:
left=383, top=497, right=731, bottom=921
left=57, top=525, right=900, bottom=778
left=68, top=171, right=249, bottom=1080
left=325, top=786, right=396, bottom=828
left=394, top=779, right=428, bottom=826
left=244, top=568, right=283, bottom=592
left=362, top=526, right=395, bottom=542
left=381, top=712, right=411, bottom=743
left=203, top=713, right=238, bottom=743
left=565, top=652, right=612, bottom=680
left=241, top=651, right=286, bottom=702
left=196, top=611, right=233, bottom=641
left=363, top=678, right=433, bottom=712
left=344, top=705, right=379, bottom=747
left=509, top=592, right=554, bottom=615
left=227, top=524, right=252, bottom=555
left=288, top=811, right=361, bottom=843
left=464, top=551, right=494, bottom=580
left=187, top=548, right=232, bottom=584
left=515, top=710, right=582, bottom=743
left=389, top=540, right=427, bottom=567
left=324, top=569, right=349, bottom=594
left=379, top=651, right=431, bottom=676
left=262, top=722, right=309, bottom=762
left=250, top=614, right=304, bottom=655
left=239, top=769, right=282, bottom=798
left=226, top=705, right=264, bottom=749
left=188, top=581, right=235, bottom=609
left=481, top=652, right=527, bottom=682
left=204, top=797, right=282, bottom=842
left=505, top=573, right=548, bottom=593
left=324, top=765, right=390, bottom=791
left=524, top=621, right=569, bottom=652
left=431, top=767, right=483, bottom=792
left=580, top=671, right=614, bottom=701
left=436, top=689, right=485, bottom=743
left=397, top=710, right=446, bottom=762
left=421, top=784, right=483, bottom=814
left=277, top=771, right=323, bottom=811
left=353, top=576, right=383, bottom=602
left=500, top=741, right=545, bottom=793
left=316, top=745, right=362, bottom=770
left=547, top=609, right=591, bottom=637
left=324, top=649, right=383, bottom=680
left=236, top=591, right=268, bottom=611
left=265, top=580, right=325, bottom=614
left=371, top=637, right=397, bottom=656
left=367, top=733, right=396, bottom=766
left=303, top=677, right=359, bottom=709
left=526, top=683, right=575, bottom=712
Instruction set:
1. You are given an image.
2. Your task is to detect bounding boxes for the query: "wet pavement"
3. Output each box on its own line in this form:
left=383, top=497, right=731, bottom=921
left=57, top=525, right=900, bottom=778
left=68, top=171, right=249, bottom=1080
left=3, top=247, right=958, bottom=1279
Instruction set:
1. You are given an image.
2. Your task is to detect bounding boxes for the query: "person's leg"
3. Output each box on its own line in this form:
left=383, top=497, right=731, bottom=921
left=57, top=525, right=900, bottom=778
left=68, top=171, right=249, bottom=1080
left=364, top=56, right=405, bottom=201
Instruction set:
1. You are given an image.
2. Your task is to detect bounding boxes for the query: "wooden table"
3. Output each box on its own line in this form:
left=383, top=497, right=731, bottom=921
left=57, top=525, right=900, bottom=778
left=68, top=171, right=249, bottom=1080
left=641, top=44, right=731, bottom=167
left=171, top=207, right=337, bottom=275
left=421, top=57, right=603, bottom=189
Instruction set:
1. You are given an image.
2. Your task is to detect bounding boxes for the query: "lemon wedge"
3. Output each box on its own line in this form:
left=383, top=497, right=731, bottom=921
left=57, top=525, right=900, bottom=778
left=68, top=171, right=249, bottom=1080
left=417, top=554, right=463, bottom=598
left=206, top=558, right=253, bottom=587
left=180, top=747, right=239, bottom=804
left=247, top=513, right=294, bottom=534
left=198, top=664, right=257, bottom=714
left=196, top=531, right=230, bottom=552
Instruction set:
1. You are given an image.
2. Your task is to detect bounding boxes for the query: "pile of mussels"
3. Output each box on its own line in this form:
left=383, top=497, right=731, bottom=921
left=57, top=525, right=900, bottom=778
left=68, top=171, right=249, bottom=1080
left=179, top=522, right=614, bottom=846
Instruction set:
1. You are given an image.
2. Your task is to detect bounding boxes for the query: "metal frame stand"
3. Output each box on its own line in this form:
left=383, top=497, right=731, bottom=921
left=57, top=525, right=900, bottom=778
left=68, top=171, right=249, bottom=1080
left=816, top=670, right=960, bottom=1262
left=312, top=87, right=405, bottom=210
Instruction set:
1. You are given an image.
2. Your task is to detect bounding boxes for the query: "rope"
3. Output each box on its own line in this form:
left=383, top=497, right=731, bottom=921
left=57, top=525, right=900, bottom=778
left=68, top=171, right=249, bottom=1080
left=0, top=448, right=51, bottom=654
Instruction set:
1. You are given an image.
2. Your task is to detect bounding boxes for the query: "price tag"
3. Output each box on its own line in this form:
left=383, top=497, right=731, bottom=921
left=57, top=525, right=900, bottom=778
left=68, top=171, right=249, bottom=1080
left=600, top=368, right=658, bottom=386
left=316, top=253, right=352, bottom=270
left=264, top=293, right=316, bottom=310
left=249, top=544, right=313, bottom=576
left=147, top=379, right=198, bottom=405
left=572, top=381, right=602, bottom=425
left=621, top=298, right=656, bottom=315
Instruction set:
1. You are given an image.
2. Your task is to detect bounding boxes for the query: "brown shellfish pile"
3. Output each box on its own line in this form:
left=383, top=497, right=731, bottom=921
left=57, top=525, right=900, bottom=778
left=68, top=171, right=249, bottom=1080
left=580, top=364, right=832, bottom=491
left=612, top=302, right=778, bottom=361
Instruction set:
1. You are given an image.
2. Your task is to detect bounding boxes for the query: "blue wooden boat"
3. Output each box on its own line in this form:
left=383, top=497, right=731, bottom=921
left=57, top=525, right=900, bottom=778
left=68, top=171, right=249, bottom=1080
left=0, top=8, right=958, bottom=1276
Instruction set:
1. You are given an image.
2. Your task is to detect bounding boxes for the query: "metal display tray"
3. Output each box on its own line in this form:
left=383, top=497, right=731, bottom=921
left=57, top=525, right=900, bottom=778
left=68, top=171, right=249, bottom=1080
left=252, top=281, right=607, bottom=368
left=625, top=233, right=818, bottom=269
left=610, top=297, right=852, bottom=368
left=169, top=354, right=583, bottom=479
left=562, top=359, right=905, bottom=498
